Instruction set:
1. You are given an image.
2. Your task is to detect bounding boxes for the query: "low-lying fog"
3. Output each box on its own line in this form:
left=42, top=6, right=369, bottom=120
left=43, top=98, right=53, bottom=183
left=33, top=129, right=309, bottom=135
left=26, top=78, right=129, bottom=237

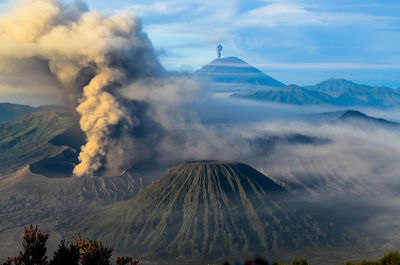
left=173, top=91, right=400, bottom=251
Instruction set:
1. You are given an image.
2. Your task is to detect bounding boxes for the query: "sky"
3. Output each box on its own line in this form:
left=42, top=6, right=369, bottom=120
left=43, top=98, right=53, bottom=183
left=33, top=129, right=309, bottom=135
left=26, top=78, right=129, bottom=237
left=1, top=0, right=400, bottom=88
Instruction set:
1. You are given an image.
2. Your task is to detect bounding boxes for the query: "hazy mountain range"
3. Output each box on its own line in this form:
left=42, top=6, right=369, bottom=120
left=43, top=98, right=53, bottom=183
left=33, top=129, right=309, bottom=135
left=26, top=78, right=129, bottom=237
left=197, top=57, right=400, bottom=109
left=1, top=57, right=400, bottom=263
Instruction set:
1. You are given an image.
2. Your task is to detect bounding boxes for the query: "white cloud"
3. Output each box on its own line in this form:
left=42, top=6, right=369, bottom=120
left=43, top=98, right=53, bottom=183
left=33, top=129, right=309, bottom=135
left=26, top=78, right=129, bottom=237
left=236, top=1, right=398, bottom=28
left=253, top=62, right=400, bottom=70
left=127, top=2, right=186, bottom=16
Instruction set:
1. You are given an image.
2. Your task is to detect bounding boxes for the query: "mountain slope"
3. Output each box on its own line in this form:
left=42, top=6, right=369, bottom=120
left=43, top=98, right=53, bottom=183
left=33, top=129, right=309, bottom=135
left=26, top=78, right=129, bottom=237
left=0, top=165, right=147, bottom=259
left=305, top=79, right=358, bottom=97
left=0, top=103, right=36, bottom=123
left=338, top=110, right=400, bottom=129
left=230, top=78, right=400, bottom=109
left=305, top=79, right=400, bottom=108
left=68, top=161, right=339, bottom=259
left=196, top=57, right=285, bottom=90
left=0, top=110, right=73, bottom=174
left=231, top=85, right=335, bottom=105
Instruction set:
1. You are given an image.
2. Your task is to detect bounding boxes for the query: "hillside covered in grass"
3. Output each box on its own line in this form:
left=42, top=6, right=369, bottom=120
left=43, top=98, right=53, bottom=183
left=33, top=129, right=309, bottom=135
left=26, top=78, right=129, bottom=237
left=0, top=110, right=73, bottom=174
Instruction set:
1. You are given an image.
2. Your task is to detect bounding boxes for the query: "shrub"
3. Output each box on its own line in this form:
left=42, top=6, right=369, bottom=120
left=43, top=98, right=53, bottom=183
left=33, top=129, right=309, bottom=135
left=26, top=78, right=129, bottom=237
left=49, top=240, right=80, bottom=265
left=1, top=225, right=139, bottom=265
left=2, top=225, right=49, bottom=265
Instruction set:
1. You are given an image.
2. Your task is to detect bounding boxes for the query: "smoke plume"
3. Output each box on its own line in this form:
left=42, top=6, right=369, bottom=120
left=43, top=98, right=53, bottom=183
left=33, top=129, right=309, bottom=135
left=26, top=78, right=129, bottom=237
left=0, top=0, right=165, bottom=176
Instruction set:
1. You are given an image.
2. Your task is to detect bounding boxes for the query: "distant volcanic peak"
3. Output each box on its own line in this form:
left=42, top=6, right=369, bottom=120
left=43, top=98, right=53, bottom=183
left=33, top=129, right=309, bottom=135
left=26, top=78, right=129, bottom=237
left=209, top=56, right=250, bottom=66
left=184, top=160, right=242, bottom=165
left=196, top=56, right=286, bottom=88
left=198, top=57, right=260, bottom=73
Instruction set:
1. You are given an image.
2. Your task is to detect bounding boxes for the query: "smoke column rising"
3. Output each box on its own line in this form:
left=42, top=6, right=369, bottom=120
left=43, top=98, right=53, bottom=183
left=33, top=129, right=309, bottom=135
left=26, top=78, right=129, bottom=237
left=0, top=0, right=163, bottom=176
left=217, top=44, right=223, bottom=58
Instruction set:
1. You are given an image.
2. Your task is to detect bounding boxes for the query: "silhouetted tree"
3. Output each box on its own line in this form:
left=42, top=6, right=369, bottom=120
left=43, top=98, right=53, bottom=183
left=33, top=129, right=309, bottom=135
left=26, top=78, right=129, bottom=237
left=116, top=257, right=139, bottom=265
left=1, top=257, right=19, bottom=265
left=2, top=225, right=49, bottom=265
left=377, top=250, right=400, bottom=265
left=255, top=257, right=269, bottom=265
left=48, top=240, right=80, bottom=265
left=1, top=225, right=139, bottom=265
left=75, top=234, right=113, bottom=265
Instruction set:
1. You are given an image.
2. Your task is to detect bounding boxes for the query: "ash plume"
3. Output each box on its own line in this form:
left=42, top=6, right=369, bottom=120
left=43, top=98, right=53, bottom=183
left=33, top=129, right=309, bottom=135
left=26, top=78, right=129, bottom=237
left=0, top=0, right=165, bottom=176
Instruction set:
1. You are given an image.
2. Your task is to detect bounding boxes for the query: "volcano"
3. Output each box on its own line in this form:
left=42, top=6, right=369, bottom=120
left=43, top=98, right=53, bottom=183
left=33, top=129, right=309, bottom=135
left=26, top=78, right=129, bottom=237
left=69, top=160, right=338, bottom=260
left=196, top=57, right=285, bottom=90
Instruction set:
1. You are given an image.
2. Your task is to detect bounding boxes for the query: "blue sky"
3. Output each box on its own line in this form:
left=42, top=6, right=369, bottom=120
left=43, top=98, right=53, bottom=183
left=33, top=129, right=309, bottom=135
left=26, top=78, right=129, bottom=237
left=2, top=0, right=400, bottom=88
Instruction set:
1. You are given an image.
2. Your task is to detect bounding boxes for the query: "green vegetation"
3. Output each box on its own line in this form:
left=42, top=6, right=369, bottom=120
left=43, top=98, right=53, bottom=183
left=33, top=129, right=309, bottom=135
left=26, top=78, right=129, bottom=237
left=0, top=110, right=73, bottom=174
left=343, top=251, right=400, bottom=265
left=2, top=225, right=139, bottom=265
left=0, top=103, right=36, bottom=124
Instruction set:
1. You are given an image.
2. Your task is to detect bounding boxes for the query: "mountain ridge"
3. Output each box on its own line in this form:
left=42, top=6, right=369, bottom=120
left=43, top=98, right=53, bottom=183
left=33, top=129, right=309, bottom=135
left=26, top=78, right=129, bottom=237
left=0, top=102, right=63, bottom=124
left=0, top=103, right=36, bottom=123
left=305, top=78, right=400, bottom=108
left=338, top=110, right=400, bottom=128
left=195, top=57, right=400, bottom=108
left=0, top=110, right=73, bottom=175
left=232, top=84, right=336, bottom=105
